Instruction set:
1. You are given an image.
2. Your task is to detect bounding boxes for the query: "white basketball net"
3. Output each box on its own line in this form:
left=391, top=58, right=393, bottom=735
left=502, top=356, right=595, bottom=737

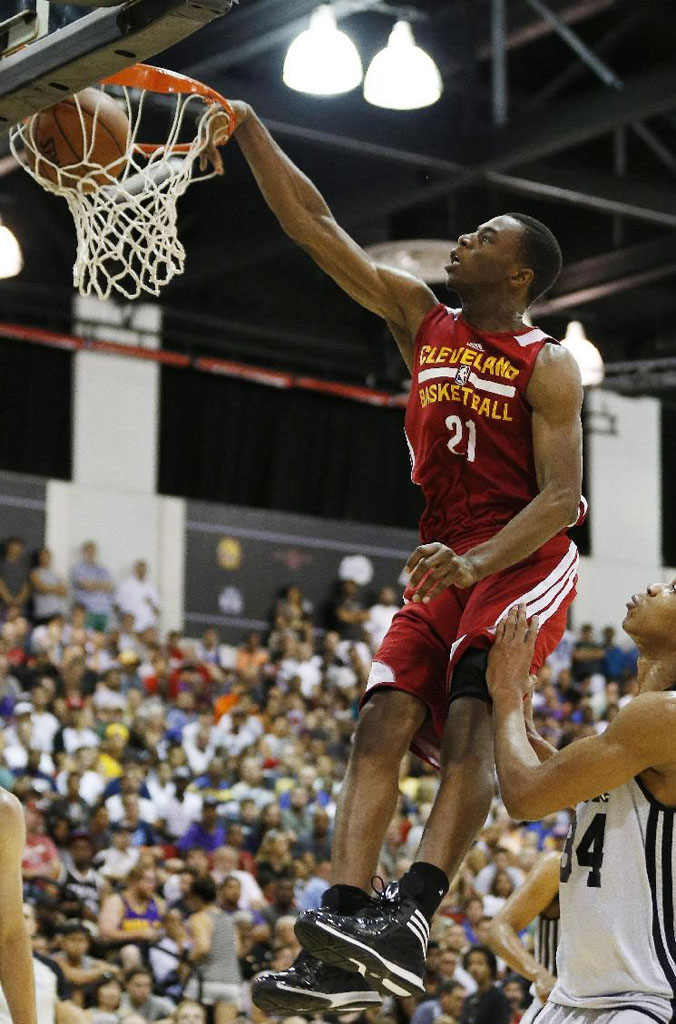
left=10, top=83, right=229, bottom=300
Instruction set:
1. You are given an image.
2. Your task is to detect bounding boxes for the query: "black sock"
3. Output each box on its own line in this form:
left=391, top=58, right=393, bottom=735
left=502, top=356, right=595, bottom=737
left=398, top=861, right=449, bottom=922
left=321, top=884, right=371, bottom=915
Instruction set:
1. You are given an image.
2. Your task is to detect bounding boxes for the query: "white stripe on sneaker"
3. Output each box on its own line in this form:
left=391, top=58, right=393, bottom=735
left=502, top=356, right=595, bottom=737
left=406, top=919, right=427, bottom=950
left=411, top=909, right=430, bottom=940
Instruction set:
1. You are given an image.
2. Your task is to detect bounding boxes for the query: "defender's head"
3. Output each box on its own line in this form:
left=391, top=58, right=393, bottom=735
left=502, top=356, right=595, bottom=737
left=445, top=213, right=562, bottom=309
left=623, top=579, right=676, bottom=657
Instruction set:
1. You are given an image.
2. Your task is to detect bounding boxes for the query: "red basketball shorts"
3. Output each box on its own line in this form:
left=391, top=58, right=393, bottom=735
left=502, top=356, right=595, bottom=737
left=361, top=534, right=578, bottom=769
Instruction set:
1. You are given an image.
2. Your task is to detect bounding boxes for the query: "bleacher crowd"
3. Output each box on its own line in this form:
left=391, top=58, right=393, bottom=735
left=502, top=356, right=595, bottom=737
left=0, top=536, right=639, bottom=1024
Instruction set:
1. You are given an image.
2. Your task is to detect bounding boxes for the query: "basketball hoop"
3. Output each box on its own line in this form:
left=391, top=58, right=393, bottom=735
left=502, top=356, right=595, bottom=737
left=9, top=65, right=235, bottom=300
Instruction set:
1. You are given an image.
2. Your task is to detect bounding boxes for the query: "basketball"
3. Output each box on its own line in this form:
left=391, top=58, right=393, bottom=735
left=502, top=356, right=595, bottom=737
left=26, top=87, right=129, bottom=190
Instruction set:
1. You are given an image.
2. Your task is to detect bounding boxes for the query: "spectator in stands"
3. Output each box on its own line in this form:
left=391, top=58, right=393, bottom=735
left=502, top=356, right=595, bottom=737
left=71, top=542, right=114, bottom=632
left=30, top=680, right=61, bottom=753
left=571, top=622, right=605, bottom=681
left=30, top=548, right=69, bottom=625
left=176, top=798, right=226, bottom=855
left=0, top=536, right=30, bottom=615
left=148, top=909, right=188, bottom=1001
left=502, top=976, right=527, bottom=1023
left=183, top=877, right=242, bottom=1024
left=22, top=801, right=61, bottom=881
left=366, top=586, right=400, bottom=651
left=115, top=561, right=160, bottom=634
left=233, top=632, right=269, bottom=685
left=59, top=830, right=103, bottom=921
left=98, top=865, right=164, bottom=969
left=84, top=974, right=123, bottom=1024
left=54, top=922, right=118, bottom=1004
left=459, top=947, right=511, bottom=1024
left=411, top=980, right=467, bottom=1024
left=155, top=768, right=202, bottom=842
left=330, top=578, right=369, bottom=642
left=119, top=968, right=174, bottom=1022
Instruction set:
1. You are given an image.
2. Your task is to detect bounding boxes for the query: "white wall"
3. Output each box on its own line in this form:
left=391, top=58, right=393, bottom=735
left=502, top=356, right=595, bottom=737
left=44, top=296, right=184, bottom=633
left=572, top=389, right=664, bottom=634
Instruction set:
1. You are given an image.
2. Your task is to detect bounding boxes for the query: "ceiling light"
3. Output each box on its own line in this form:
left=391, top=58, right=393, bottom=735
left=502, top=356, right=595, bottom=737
left=364, top=21, right=442, bottom=110
left=283, top=5, right=363, bottom=97
left=0, top=222, right=22, bottom=280
left=562, top=321, right=604, bottom=387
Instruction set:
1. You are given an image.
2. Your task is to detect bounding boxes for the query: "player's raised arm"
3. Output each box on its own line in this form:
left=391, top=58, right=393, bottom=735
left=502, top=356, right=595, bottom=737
left=229, top=104, right=438, bottom=369
left=486, top=606, right=676, bottom=820
left=487, top=851, right=560, bottom=1000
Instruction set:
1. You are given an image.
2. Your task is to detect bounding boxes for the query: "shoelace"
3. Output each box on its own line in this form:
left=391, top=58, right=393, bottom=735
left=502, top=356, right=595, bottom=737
left=363, top=874, right=402, bottom=916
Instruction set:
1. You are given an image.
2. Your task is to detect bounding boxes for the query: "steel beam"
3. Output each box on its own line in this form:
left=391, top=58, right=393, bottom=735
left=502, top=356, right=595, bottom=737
left=522, top=8, right=643, bottom=113
left=533, top=236, right=676, bottom=315
left=486, top=59, right=676, bottom=170
left=491, top=0, right=508, bottom=126
left=477, top=0, right=617, bottom=58
left=521, top=0, right=622, bottom=90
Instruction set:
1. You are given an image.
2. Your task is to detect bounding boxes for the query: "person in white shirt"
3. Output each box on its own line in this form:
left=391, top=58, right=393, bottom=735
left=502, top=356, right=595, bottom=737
left=28, top=684, right=60, bottom=754
left=4, top=705, right=54, bottom=775
left=93, top=825, right=140, bottom=882
left=366, top=587, right=400, bottom=652
left=115, top=562, right=160, bottom=634
left=155, top=769, right=203, bottom=841
left=60, top=702, right=99, bottom=757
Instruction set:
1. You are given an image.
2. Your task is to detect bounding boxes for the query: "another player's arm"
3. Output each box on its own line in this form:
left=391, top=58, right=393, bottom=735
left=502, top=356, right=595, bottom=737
left=406, top=344, right=583, bottom=598
left=524, top=685, right=558, bottom=763
left=487, top=852, right=559, bottom=1001
left=0, top=791, right=38, bottom=1024
left=486, top=606, right=676, bottom=820
left=229, top=105, right=438, bottom=370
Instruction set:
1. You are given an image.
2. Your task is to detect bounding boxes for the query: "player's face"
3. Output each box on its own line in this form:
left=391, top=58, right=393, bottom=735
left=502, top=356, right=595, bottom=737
left=623, top=578, right=676, bottom=649
left=445, top=215, right=526, bottom=296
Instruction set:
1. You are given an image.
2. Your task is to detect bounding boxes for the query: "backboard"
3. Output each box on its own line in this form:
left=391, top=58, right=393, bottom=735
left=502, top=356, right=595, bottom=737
left=0, top=0, right=237, bottom=133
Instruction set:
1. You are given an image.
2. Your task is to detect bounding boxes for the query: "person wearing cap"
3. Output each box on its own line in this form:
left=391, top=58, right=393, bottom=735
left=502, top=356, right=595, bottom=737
left=92, top=824, right=139, bottom=883
left=176, top=799, right=226, bottom=856
left=59, top=832, right=104, bottom=921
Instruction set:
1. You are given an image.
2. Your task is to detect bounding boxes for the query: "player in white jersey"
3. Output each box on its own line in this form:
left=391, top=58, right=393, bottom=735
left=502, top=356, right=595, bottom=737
left=486, top=587, right=676, bottom=1024
left=488, top=851, right=560, bottom=1024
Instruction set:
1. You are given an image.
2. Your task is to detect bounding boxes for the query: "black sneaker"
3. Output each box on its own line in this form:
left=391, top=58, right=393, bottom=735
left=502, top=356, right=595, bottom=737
left=294, top=881, right=429, bottom=998
left=251, top=949, right=382, bottom=1014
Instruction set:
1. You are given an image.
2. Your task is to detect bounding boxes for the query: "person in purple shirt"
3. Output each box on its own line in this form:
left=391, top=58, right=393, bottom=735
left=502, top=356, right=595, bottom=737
left=176, top=798, right=226, bottom=854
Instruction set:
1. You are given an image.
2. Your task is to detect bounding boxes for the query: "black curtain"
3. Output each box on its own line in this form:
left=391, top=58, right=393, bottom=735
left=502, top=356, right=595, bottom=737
left=662, top=402, right=676, bottom=565
left=0, top=336, right=72, bottom=479
left=159, top=367, right=424, bottom=529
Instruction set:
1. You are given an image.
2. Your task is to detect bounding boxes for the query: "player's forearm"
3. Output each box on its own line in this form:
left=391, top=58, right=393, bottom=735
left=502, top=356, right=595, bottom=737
left=526, top=726, right=558, bottom=763
left=468, top=485, right=578, bottom=580
left=235, top=111, right=333, bottom=239
left=493, top=694, right=546, bottom=820
left=0, top=927, right=37, bottom=1024
left=488, top=919, right=543, bottom=982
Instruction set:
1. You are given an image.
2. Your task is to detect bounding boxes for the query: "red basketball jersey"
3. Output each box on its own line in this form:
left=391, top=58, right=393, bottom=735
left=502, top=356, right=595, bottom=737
left=405, top=304, right=583, bottom=553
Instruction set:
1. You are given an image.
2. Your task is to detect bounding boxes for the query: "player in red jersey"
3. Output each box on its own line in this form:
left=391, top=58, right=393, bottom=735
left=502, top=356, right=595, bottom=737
left=218, top=105, right=583, bottom=1014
